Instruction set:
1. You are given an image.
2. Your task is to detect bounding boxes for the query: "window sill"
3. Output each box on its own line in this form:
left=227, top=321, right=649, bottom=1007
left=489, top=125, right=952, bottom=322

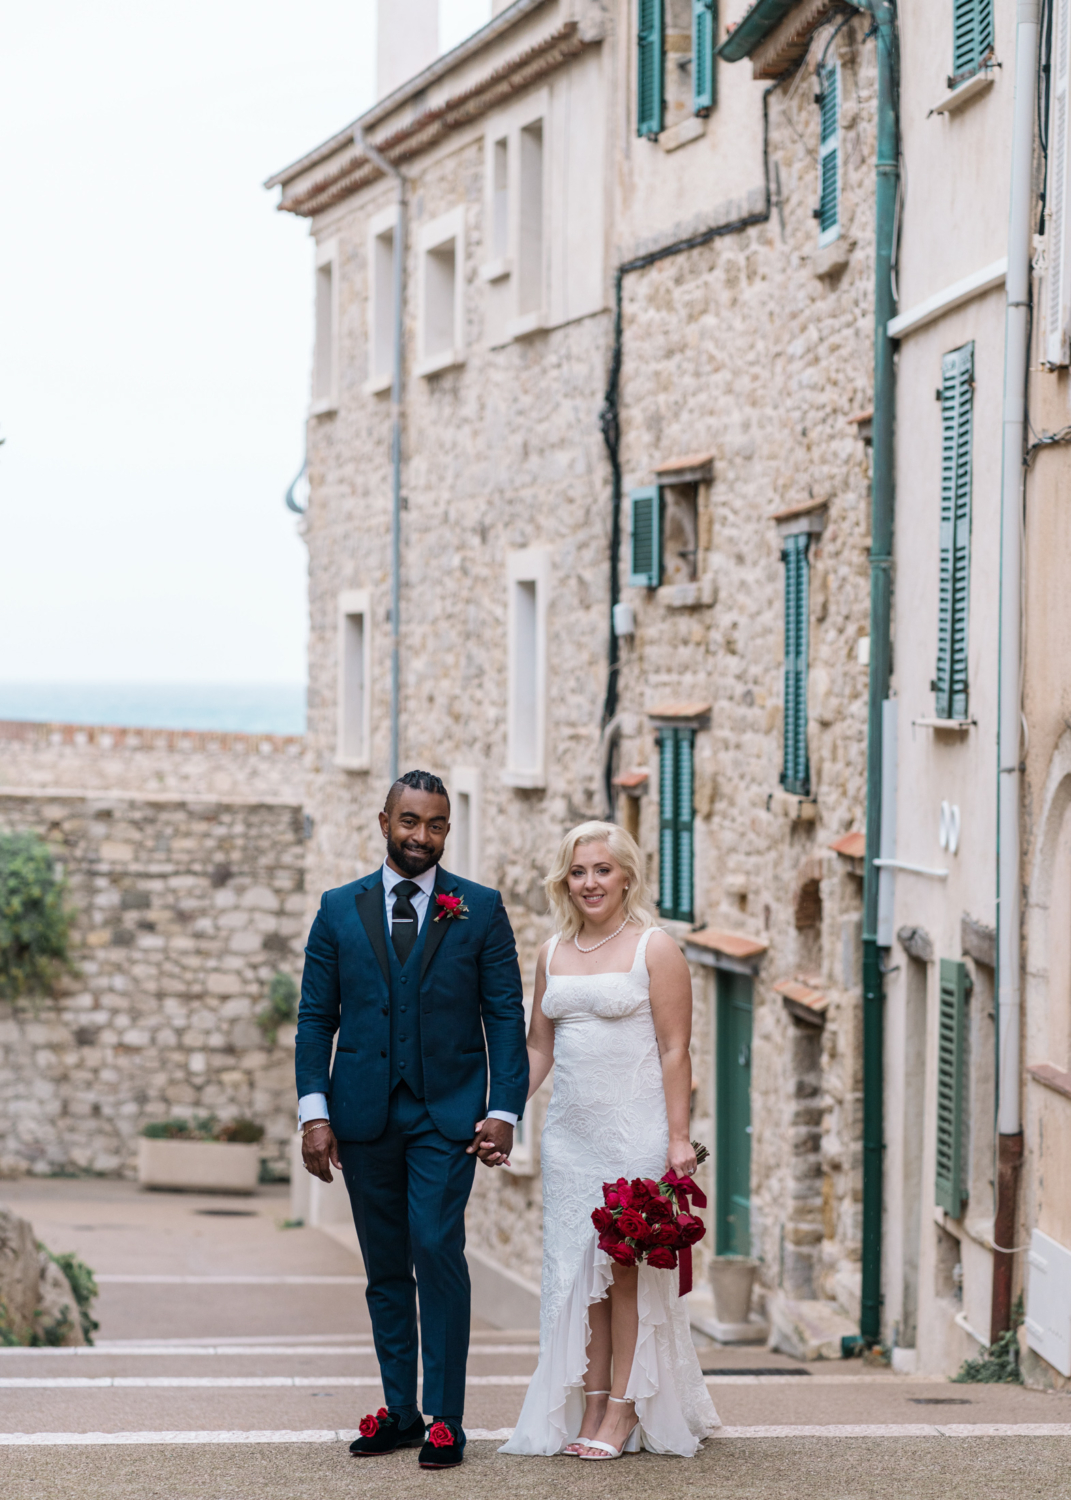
left=771, top=791, right=816, bottom=822
left=912, top=717, right=975, bottom=733
left=416, top=348, right=466, bottom=378
left=506, top=310, right=546, bottom=341
left=657, top=578, right=716, bottom=609
left=502, top=769, right=546, bottom=790
left=931, top=68, right=996, bottom=117
left=659, top=115, right=707, bottom=153
left=1028, top=1062, right=1071, bottom=1102
left=362, top=371, right=392, bottom=396
left=334, top=756, right=370, bottom=774
left=814, top=239, right=851, bottom=281
left=479, top=258, right=512, bottom=283
left=309, top=396, right=338, bottom=417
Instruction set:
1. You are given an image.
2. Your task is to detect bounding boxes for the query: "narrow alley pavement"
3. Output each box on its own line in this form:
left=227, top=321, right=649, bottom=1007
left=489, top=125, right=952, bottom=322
left=2, top=1177, right=1069, bottom=1499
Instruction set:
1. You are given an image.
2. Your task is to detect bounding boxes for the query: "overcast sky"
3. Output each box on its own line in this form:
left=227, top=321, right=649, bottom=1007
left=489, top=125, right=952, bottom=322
left=0, top=0, right=490, bottom=686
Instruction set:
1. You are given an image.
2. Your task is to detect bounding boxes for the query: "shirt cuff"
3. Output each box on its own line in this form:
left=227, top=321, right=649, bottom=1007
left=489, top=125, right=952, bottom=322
left=486, top=1109, right=518, bottom=1127
left=298, top=1093, right=330, bottom=1127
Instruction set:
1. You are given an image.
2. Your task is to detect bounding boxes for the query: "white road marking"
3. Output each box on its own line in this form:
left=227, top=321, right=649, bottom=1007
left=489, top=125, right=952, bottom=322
left=93, top=1275, right=367, bottom=1285
left=0, top=1342, right=539, bottom=1360
left=0, top=1375, right=531, bottom=1389
left=2, top=1424, right=1070, bottom=1446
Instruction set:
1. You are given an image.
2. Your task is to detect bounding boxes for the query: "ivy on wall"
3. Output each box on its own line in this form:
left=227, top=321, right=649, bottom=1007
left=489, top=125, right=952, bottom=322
left=0, top=832, right=74, bottom=1000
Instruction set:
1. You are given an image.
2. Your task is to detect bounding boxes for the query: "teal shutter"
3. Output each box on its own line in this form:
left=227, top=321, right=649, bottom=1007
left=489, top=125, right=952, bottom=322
left=817, top=63, right=839, bottom=244
left=935, top=959, right=970, bottom=1218
left=658, top=728, right=695, bottom=922
left=693, top=0, right=716, bottom=114
left=781, top=533, right=810, bottom=796
left=637, top=0, right=664, bottom=138
left=952, top=0, right=994, bottom=84
left=935, top=343, right=974, bottom=721
left=629, top=486, right=661, bottom=588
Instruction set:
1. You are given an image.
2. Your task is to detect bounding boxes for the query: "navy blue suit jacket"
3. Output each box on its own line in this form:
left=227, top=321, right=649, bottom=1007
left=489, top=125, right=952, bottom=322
left=295, top=867, right=529, bottom=1143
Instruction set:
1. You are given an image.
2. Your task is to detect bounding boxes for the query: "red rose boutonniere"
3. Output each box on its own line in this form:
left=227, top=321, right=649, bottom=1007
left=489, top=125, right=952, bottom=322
left=433, top=892, right=469, bottom=923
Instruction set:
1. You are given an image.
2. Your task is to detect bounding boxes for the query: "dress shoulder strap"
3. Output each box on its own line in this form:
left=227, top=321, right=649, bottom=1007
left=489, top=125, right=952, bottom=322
left=633, top=924, right=660, bottom=973
left=545, top=932, right=562, bottom=976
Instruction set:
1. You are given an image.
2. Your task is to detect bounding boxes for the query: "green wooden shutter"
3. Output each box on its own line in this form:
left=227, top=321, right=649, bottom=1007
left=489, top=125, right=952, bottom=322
left=637, top=0, right=664, bottom=138
left=817, top=63, right=839, bottom=244
left=935, top=343, right=974, bottom=721
left=693, top=0, right=716, bottom=114
left=952, top=0, right=994, bottom=84
left=935, top=958, right=969, bottom=1218
left=658, top=728, right=695, bottom=921
left=629, top=486, right=661, bottom=588
left=781, top=533, right=810, bottom=796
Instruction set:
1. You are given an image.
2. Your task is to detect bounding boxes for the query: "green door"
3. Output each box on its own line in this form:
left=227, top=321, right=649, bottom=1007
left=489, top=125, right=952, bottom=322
left=716, top=971, right=753, bottom=1256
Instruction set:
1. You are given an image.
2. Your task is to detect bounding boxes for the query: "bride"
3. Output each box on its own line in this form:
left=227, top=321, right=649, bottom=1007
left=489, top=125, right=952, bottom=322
left=498, top=821, right=719, bottom=1459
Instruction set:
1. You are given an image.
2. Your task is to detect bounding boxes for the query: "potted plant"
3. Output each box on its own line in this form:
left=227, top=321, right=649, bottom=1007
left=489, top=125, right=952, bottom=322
left=138, top=1117, right=264, bottom=1194
left=710, top=1255, right=761, bottom=1328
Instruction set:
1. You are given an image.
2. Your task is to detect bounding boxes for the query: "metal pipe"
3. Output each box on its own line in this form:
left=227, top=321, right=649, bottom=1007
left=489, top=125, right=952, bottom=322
left=356, top=126, right=407, bottom=783
left=860, top=0, right=899, bottom=1348
left=992, top=0, right=1039, bottom=1338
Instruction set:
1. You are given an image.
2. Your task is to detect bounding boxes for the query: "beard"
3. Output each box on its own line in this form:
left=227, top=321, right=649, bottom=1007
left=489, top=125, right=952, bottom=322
left=386, top=834, right=441, bottom=878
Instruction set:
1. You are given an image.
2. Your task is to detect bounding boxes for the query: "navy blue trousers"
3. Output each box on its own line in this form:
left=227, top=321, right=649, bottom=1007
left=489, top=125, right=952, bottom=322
left=337, top=1083, right=476, bottom=1421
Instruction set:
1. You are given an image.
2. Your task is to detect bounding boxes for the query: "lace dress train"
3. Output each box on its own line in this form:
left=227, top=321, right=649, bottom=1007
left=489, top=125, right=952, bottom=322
left=499, top=928, right=720, bottom=1457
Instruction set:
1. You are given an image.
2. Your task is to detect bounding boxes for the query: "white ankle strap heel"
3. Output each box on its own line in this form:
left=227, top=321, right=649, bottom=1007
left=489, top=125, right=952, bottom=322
left=575, top=1397, right=641, bottom=1460
left=563, top=1392, right=613, bottom=1455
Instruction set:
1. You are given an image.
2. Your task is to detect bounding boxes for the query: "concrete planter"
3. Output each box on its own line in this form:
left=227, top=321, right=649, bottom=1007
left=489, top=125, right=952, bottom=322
left=708, top=1256, right=766, bottom=1343
left=138, top=1138, right=260, bottom=1194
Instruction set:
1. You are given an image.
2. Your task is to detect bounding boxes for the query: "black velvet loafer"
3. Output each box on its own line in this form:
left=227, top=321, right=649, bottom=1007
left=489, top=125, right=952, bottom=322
left=418, top=1419, right=465, bottom=1469
left=349, top=1409, right=425, bottom=1456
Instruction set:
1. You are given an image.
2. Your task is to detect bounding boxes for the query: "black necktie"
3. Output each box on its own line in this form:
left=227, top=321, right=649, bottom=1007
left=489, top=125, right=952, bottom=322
left=391, top=880, right=421, bottom=966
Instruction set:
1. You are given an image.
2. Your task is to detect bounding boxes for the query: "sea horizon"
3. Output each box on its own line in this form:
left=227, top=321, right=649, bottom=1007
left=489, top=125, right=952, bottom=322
left=0, top=682, right=307, bottom=737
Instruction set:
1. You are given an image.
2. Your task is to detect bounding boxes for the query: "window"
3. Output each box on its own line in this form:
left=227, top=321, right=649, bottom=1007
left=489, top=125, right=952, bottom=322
left=658, top=727, right=694, bottom=922
left=450, top=765, right=480, bottom=880
left=505, top=548, right=549, bottom=787
left=781, top=533, right=810, bottom=796
left=418, top=207, right=465, bottom=376
left=629, top=486, right=661, bottom=588
left=312, top=238, right=339, bottom=413
left=934, top=342, right=974, bottom=722
left=367, top=206, right=398, bottom=393
left=817, top=63, right=840, bottom=246
left=951, top=0, right=994, bottom=87
left=518, top=120, right=545, bottom=317
left=1045, top=0, right=1071, bottom=367
left=637, top=0, right=664, bottom=138
left=935, top=958, right=970, bottom=1218
left=662, top=483, right=698, bottom=585
left=693, top=0, right=716, bottom=114
left=492, top=137, right=509, bottom=259
left=336, top=590, right=371, bottom=770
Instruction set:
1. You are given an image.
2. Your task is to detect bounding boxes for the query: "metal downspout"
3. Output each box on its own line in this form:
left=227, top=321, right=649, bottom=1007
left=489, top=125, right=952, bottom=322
left=357, top=126, right=407, bottom=783
left=861, top=0, right=899, bottom=1348
left=992, top=0, right=1039, bottom=1340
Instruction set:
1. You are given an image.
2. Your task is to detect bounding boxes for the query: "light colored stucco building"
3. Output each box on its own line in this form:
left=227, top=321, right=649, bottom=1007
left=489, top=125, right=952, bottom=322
left=267, top=0, right=881, bottom=1340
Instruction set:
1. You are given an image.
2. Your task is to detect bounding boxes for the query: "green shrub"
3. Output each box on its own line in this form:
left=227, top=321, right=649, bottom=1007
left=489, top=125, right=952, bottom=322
left=141, top=1116, right=263, bottom=1144
left=46, top=1251, right=100, bottom=1345
left=257, top=970, right=299, bottom=1044
left=953, top=1298, right=1023, bottom=1384
left=0, top=832, right=74, bottom=1000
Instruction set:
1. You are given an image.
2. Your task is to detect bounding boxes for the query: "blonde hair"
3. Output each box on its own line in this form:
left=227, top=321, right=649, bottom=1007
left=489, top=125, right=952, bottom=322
left=544, top=821, right=656, bottom=941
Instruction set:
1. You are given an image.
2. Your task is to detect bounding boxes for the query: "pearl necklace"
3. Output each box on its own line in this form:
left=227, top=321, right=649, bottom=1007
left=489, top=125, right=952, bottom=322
left=574, top=919, right=630, bottom=954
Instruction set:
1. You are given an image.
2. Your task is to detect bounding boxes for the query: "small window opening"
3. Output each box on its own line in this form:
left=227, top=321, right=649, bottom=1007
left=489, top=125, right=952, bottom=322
left=661, top=483, right=698, bottom=585
left=372, top=225, right=395, bottom=381
left=424, top=240, right=457, bottom=358
left=518, top=120, right=544, bottom=315
left=314, top=260, right=335, bottom=402
left=493, top=137, right=509, bottom=259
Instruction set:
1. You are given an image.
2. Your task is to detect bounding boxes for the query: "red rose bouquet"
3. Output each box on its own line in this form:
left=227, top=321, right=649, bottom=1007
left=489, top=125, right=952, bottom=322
left=590, top=1142, right=709, bottom=1296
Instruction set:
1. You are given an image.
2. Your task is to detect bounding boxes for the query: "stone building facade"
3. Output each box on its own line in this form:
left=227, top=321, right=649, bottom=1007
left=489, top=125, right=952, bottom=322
left=0, top=725, right=306, bottom=1179
left=268, top=0, right=878, bottom=1328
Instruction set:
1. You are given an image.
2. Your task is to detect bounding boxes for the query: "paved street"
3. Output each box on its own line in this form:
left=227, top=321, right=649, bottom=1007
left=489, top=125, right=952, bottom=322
left=3, top=1177, right=1070, bottom=1498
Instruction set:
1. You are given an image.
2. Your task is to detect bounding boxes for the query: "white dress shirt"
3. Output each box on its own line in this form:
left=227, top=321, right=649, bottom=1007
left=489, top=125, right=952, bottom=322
left=298, top=861, right=517, bottom=1130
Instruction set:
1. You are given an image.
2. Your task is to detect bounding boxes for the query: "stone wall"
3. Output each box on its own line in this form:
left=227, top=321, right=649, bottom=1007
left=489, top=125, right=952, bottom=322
left=0, top=720, right=306, bottom=803
left=0, top=789, right=306, bottom=1179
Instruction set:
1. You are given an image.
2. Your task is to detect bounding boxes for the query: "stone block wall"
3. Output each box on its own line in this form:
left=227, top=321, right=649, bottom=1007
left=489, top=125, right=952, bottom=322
left=0, top=790, right=306, bottom=1179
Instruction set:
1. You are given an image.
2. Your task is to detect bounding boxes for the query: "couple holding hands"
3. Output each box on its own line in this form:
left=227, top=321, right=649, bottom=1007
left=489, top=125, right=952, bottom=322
left=297, top=769, right=718, bottom=1469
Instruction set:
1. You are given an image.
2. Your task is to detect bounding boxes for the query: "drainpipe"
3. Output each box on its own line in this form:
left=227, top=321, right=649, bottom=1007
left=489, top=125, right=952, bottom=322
left=860, top=0, right=899, bottom=1349
left=356, top=125, right=407, bottom=783
left=992, top=0, right=1038, bottom=1341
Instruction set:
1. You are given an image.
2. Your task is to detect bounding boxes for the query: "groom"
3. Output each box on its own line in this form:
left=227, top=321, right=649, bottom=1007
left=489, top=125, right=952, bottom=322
left=296, top=770, right=528, bottom=1470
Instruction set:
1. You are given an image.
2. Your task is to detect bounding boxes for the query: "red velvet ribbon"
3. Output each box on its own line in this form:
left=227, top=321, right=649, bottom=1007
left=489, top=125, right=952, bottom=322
left=662, top=1171, right=707, bottom=1298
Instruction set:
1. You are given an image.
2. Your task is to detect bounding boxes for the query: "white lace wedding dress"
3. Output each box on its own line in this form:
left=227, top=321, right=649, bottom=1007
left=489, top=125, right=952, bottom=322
left=500, top=927, right=720, bottom=1457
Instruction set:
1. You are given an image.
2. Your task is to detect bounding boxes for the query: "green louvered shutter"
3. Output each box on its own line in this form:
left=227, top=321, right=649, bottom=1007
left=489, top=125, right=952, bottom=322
left=952, top=0, right=994, bottom=85
left=781, top=533, right=810, bottom=796
left=693, top=0, right=716, bottom=114
left=629, top=486, right=661, bottom=588
left=935, top=343, right=974, bottom=721
left=935, top=959, right=969, bottom=1218
left=637, top=0, right=664, bottom=138
left=817, top=63, right=839, bottom=244
left=658, top=728, right=695, bottom=922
